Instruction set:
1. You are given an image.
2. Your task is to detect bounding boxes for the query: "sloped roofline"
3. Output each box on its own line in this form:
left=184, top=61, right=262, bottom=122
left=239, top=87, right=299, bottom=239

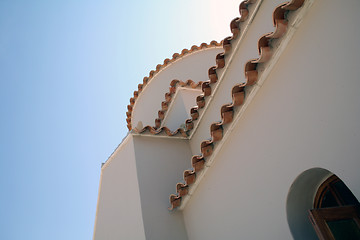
left=169, top=0, right=311, bottom=210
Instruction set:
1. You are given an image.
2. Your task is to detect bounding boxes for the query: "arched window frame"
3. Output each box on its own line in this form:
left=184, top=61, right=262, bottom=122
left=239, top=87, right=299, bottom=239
left=309, top=175, right=360, bottom=240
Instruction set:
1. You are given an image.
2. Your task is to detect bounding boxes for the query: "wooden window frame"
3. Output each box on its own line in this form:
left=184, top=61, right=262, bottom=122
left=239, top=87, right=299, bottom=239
left=314, top=175, right=343, bottom=208
left=309, top=174, right=360, bottom=239
left=309, top=205, right=360, bottom=240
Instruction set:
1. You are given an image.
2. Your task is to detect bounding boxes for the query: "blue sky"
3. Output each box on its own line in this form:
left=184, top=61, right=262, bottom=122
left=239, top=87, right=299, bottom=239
left=0, top=1, right=239, bottom=239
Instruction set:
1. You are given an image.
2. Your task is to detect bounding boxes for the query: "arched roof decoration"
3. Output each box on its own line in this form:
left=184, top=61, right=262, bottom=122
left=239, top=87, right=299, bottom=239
left=133, top=79, right=202, bottom=137
left=126, top=41, right=222, bottom=131
left=169, top=0, right=306, bottom=210
left=131, top=0, right=258, bottom=138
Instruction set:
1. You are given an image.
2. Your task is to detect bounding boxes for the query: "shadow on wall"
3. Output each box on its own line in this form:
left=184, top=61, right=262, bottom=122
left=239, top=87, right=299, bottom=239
left=286, top=167, right=333, bottom=239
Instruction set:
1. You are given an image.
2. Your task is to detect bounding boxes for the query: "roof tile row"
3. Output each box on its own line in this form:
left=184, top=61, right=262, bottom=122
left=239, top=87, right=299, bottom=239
left=183, top=0, right=257, bottom=135
left=169, top=0, right=305, bottom=210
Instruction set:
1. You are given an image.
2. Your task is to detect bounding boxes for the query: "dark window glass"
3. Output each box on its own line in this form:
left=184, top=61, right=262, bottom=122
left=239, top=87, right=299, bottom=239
left=322, top=189, right=339, bottom=208
left=327, top=218, right=360, bottom=240
left=333, top=181, right=359, bottom=206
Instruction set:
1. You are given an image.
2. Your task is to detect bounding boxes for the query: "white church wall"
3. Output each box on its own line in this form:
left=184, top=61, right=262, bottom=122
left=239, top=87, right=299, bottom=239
left=133, top=136, right=192, bottom=240
left=132, top=48, right=222, bottom=129
left=162, top=88, right=201, bottom=131
left=189, top=0, right=286, bottom=155
left=183, top=0, right=360, bottom=239
left=179, top=89, right=202, bottom=120
left=93, top=135, right=146, bottom=240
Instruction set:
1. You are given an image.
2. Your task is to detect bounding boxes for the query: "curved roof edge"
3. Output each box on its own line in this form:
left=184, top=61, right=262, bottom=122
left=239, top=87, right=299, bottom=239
left=127, top=0, right=258, bottom=136
left=126, top=41, right=222, bottom=131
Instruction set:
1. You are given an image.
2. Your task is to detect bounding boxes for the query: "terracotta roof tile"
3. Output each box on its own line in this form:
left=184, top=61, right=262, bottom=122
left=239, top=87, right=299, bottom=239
left=183, top=170, right=196, bottom=185
left=176, top=183, right=189, bottom=197
left=191, top=155, right=205, bottom=172
left=201, top=81, right=211, bottom=97
left=208, top=66, right=218, bottom=83
left=169, top=0, right=306, bottom=210
left=221, top=105, right=234, bottom=124
left=134, top=125, right=188, bottom=137
left=169, top=194, right=181, bottom=209
left=282, top=0, right=304, bottom=10
left=215, top=53, right=225, bottom=69
left=200, top=140, right=214, bottom=158
left=190, top=107, right=199, bottom=120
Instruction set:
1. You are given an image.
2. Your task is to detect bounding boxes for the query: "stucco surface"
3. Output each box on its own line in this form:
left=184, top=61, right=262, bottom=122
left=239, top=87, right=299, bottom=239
left=93, top=135, right=146, bottom=240
left=162, top=88, right=201, bottom=131
left=133, top=136, right=192, bottom=240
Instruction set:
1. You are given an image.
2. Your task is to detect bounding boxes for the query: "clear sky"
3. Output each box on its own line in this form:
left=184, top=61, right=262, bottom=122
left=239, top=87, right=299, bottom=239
left=0, top=1, right=240, bottom=239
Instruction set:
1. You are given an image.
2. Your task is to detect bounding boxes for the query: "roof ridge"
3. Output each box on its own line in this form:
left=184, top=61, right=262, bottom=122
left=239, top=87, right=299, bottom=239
left=126, top=41, right=222, bottom=131
left=169, top=0, right=306, bottom=210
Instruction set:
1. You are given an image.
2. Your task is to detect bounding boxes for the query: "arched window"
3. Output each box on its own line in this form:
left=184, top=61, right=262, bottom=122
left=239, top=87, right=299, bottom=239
left=309, top=175, right=360, bottom=240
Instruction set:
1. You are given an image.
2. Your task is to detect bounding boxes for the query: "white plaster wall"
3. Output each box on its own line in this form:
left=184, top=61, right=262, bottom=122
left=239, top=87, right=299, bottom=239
left=162, top=88, right=201, bottom=130
left=132, top=47, right=223, bottom=128
left=183, top=0, right=360, bottom=239
left=93, top=135, right=146, bottom=240
left=189, top=0, right=286, bottom=155
left=180, top=88, right=202, bottom=115
left=133, top=136, right=192, bottom=240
